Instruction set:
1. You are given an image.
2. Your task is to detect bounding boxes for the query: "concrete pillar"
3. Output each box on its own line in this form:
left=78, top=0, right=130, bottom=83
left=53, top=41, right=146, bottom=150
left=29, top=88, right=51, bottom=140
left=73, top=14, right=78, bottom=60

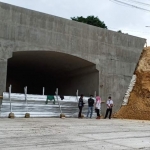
left=0, top=59, right=7, bottom=105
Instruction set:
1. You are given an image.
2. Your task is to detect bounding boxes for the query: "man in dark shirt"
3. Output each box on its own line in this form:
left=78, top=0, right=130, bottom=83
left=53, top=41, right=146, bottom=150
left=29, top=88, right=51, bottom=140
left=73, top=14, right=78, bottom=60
left=86, top=95, right=94, bottom=118
left=78, top=94, right=84, bottom=118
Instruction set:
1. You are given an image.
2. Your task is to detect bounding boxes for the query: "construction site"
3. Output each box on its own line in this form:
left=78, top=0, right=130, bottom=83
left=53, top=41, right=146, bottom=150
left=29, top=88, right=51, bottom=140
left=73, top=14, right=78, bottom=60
left=1, top=1, right=150, bottom=150
left=0, top=1, right=147, bottom=118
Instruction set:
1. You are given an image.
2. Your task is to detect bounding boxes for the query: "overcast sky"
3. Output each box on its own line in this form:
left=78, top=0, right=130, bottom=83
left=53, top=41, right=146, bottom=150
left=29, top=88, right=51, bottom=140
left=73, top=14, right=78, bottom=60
left=1, top=0, right=150, bottom=45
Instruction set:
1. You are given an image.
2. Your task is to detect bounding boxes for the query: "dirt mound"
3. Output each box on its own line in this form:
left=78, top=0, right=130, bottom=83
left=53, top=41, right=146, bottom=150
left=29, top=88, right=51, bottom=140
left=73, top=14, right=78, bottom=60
left=114, top=47, right=150, bottom=120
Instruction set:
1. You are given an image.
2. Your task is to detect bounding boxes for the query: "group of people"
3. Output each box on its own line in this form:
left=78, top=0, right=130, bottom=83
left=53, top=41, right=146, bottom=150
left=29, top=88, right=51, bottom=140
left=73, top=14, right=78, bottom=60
left=78, top=94, right=113, bottom=119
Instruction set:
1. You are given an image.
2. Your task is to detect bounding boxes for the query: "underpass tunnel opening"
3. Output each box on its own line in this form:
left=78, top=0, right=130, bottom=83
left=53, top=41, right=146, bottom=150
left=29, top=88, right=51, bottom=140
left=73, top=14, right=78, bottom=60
left=6, top=51, right=99, bottom=96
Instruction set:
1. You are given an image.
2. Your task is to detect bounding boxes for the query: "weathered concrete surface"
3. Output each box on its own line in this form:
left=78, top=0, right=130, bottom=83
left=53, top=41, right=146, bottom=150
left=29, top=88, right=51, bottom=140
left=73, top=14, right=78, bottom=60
left=0, top=118, right=150, bottom=150
left=0, top=2, right=146, bottom=115
left=0, top=59, right=7, bottom=100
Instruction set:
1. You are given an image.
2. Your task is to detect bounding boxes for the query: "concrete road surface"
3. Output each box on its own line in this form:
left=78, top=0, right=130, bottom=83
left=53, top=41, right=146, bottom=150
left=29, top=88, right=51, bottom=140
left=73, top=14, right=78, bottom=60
left=0, top=118, right=150, bottom=150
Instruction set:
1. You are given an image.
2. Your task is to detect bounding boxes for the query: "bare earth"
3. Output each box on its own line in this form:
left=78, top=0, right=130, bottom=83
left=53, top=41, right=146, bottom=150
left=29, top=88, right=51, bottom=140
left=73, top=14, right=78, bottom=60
left=0, top=118, right=150, bottom=150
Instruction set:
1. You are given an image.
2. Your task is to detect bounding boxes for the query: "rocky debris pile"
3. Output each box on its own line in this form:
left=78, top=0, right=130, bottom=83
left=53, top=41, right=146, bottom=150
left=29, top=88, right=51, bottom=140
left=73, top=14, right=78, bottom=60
left=114, top=47, right=150, bottom=120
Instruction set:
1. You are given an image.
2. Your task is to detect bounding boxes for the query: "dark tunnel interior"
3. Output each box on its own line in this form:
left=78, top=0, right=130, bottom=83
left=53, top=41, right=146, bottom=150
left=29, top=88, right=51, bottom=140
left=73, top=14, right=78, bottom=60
left=6, top=51, right=99, bottom=96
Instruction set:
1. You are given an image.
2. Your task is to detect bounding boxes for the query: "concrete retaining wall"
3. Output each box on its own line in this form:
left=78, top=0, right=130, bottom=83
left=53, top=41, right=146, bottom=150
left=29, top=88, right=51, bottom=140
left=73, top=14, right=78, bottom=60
left=0, top=2, right=146, bottom=115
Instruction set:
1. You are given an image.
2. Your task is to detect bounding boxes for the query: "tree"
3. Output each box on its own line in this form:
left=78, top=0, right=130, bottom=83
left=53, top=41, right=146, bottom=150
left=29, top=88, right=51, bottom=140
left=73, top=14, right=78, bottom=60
left=71, top=16, right=107, bottom=29
left=117, top=30, right=122, bottom=33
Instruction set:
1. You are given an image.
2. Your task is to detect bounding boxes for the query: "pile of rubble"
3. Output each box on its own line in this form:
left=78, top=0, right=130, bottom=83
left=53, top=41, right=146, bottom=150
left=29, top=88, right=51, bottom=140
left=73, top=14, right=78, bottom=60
left=114, top=47, right=150, bottom=120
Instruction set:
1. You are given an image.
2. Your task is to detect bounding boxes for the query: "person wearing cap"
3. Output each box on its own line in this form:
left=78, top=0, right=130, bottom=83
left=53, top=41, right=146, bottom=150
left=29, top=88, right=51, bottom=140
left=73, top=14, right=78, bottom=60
left=104, top=96, right=113, bottom=119
left=86, top=95, right=94, bottom=118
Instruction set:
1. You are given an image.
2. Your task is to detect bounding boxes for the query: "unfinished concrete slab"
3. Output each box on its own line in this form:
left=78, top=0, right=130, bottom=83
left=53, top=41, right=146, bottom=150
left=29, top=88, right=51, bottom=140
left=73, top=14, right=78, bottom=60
left=0, top=118, right=150, bottom=150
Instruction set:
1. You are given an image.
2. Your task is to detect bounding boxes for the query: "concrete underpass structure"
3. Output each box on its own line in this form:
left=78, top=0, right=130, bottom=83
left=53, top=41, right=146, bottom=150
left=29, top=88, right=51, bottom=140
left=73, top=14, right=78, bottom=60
left=7, top=51, right=99, bottom=96
left=0, top=2, right=146, bottom=115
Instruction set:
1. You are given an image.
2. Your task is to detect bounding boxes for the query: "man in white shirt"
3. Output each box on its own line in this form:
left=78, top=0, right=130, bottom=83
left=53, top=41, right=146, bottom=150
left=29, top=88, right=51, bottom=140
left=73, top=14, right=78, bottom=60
left=104, top=96, right=113, bottom=119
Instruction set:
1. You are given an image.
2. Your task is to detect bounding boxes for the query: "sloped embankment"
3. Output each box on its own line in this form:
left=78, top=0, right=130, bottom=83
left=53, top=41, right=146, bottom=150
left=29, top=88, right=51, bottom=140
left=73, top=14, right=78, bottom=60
left=114, top=47, right=150, bottom=120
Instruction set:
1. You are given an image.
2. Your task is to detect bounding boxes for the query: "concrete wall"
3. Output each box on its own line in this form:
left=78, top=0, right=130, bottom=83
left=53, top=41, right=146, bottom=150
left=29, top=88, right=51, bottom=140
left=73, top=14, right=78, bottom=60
left=0, top=2, right=146, bottom=115
left=59, top=67, right=99, bottom=96
left=0, top=59, right=7, bottom=95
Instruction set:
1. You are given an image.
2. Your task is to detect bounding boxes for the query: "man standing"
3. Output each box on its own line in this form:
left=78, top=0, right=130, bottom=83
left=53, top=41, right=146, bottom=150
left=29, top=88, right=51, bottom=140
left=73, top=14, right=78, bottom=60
left=104, top=96, right=113, bottom=119
left=78, top=94, right=84, bottom=118
left=86, top=95, right=94, bottom=118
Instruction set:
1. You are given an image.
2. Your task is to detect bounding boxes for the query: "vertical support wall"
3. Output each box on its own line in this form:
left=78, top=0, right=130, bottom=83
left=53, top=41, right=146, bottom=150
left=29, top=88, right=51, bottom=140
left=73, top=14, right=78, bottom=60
left=0, top=59, right=7, bottom=105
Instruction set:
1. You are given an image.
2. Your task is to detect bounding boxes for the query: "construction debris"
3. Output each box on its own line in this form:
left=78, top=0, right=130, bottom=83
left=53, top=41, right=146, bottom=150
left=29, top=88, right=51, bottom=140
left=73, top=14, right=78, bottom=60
left=114, top=47, right=150, bottom=120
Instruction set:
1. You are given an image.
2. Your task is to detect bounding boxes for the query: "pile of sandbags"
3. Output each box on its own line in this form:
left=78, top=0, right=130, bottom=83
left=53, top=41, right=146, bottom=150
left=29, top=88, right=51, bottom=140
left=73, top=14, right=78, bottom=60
left=122, top=75, right=137, bottom=106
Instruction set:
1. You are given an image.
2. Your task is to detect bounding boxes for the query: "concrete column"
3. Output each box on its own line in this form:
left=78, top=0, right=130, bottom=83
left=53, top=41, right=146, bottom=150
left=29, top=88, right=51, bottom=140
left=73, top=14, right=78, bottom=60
left=0, top=59, right=7, bottom=104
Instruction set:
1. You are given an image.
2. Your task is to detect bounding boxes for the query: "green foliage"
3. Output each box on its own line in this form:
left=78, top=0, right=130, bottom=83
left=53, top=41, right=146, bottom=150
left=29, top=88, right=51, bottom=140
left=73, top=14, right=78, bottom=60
left=117, top=30, right=122, bottom=33
left=71, top=16, right=107, bottom=29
